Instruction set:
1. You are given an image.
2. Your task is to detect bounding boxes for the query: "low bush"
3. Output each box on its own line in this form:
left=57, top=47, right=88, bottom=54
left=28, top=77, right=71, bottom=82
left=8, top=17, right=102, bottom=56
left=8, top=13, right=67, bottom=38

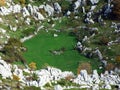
left=0, top=0, right=6, bottom=6
left=22, top=27, right=35, bottom=37
left=99, top=36, right=109, bottom=45
left=105, top=63, right=115, bottom=71
left=77, top=62, right=92, bottom=74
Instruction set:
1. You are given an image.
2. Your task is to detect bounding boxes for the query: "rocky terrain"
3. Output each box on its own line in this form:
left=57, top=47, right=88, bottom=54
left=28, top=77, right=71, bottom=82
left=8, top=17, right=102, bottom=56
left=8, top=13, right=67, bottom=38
left=0, top=58, right=120, bottom=90
left=0, top=0, right=120, bottom=89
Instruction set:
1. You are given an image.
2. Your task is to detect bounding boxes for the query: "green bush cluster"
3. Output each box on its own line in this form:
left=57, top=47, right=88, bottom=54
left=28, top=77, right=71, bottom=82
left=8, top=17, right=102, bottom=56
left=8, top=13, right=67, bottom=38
left=22, top=27, right=35, bottom=37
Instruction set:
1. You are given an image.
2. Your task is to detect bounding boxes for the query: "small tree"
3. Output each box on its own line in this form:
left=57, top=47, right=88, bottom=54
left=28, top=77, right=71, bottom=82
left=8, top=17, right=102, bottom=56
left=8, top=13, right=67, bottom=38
left=29, top=62, right=37, bottom=70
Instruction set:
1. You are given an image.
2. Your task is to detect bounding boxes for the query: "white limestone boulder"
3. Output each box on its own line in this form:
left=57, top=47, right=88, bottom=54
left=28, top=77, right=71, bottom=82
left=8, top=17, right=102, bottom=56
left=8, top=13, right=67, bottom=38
left=13, top=4, right=21, bottom=13
left=0, top=59, right=12, bottom=79
left=92, top=84, right=99, bottom=90
left=104, top=83, right=112, bottom=90
left=22, top=7, right=30, bottom=17
left=54, top=2, right=62, bottom=13
left=54, top=33, right=58, bottom=37
left=90, top=0, right=99, bottom=5
left=92, top=70, right=100, bottom=84
left=34, top=12, right=45, bottom=20
left=54, top=85, right=63, bottom=90
left=44, top=4, right=54, bottom=16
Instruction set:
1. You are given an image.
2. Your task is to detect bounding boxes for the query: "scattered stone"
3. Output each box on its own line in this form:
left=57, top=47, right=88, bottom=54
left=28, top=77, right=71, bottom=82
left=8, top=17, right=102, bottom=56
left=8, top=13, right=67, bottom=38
left=54, top=33, right=58, bottom=37
left=92, top=84, right=99, bottom=90
left=54, top=85, right=63, bottom=90
left=54, top=2, right=62, bottom=14
left=0, top=60, right=12, bottom=79
left=104, top=83, right=112, bottom=90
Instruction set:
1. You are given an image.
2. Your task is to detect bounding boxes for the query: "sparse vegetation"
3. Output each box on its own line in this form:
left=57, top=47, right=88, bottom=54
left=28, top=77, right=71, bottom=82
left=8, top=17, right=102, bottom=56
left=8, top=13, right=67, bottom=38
left=112, top=0, right=120, bottom=20
left=77, top=62, right=92, bottom=74
left=1, top=38, right=26, bottom=64
left=29, top=62, right=37, bottom=70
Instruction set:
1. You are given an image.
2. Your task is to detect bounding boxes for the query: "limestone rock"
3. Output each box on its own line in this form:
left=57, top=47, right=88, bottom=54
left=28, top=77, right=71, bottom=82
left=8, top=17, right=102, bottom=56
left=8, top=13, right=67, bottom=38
left=54, top=85, right=63, bottom=90
left=0, top=60, right=12, bottom=79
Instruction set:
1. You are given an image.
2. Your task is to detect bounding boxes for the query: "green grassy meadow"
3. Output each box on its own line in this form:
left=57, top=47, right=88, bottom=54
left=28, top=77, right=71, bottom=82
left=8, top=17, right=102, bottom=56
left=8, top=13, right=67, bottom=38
left=23, top=30, right=99, bottom=73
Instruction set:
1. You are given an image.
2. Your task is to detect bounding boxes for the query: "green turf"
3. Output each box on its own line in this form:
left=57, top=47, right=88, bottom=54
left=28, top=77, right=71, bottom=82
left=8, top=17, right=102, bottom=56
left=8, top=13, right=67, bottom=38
left=23, top=30, right=100, bottom=73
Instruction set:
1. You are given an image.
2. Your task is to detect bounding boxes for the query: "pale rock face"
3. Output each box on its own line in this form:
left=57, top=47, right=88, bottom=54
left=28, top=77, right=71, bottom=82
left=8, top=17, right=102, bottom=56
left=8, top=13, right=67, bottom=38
left=32, top=67, right=74, bottom=87
left=0, top=28, right=6, bottom=34
left=0, top=18, right=3, bottom=23
left=13, top=67, right=24, bottom=81
left=90, top=0, right=99, bottom=5
left=29, top=81, right=38, bottom=87
left=20, top=35, right=34, bottom=42
left=23, top=69, right=31, bottom=73
left=34, top=12, right=45, bottom=20
left=92, top=84, right=99, bottom=90
left=81, top=0, right=87, bottom=6
left=9, top=25, right=17, bottom=31
left=74, top=0, right=81, bottom=10
left=0, top=58, right=120, bottom=89
left=22, top=7, right=30, bottom=17
left=33, top=6, right=39, bottom=13
left=0, top=7, right=10, bottom=15
left=82, top=36, right=88, bottom=42
left=37, top=75, right=51, bottom=87
left=13, top=4, right=21, bottom=13
left=37, top=26, right=44, bottom=32
left=44, top=4, right=54, bottom=16
left=54, top=33, right=58, bottom=37
left=92, top=70, right=100, bottom=84
left=27, top=4, right=34, bottom=15
left=94, top=48, right=103, bottom=60
left=114, top=67, right=120, bottom=74
left=104, top=83, right=112, bottom=89
left=15, top=20, right=19, bottom=23
left=90, top=5, right=97, bottom=11
left=54, top=2, right=62, bottom=13
left=77, top=41, right=81, bottom=46
left=54, top=85, right=63, bottom=90
left=85, top=17, right=94, bottom=24
left=0, top=60, right=12, bottom=79
left=25, top=18, right=31, bottom=25
left=66, top=10, right=71, bottom=16
left=12, top=26, right=17, bottom=31
left=80, top=70, right=88, bottom=81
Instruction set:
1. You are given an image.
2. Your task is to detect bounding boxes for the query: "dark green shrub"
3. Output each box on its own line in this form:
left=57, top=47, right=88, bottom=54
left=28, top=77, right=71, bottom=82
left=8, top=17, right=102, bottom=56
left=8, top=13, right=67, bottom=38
left=22, top=27, right=35, bottom=37
left=99, top=36, right=109, bottom=45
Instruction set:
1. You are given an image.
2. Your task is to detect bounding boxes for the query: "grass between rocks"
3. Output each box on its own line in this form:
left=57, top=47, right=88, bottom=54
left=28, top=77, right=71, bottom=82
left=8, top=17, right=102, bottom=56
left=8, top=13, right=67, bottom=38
left=23, top=30, right=101, bottom=74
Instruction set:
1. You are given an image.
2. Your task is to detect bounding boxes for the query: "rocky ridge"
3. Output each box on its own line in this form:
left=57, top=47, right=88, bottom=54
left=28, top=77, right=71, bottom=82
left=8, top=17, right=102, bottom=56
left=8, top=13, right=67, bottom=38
left=0, top=58, right=120, bottom=89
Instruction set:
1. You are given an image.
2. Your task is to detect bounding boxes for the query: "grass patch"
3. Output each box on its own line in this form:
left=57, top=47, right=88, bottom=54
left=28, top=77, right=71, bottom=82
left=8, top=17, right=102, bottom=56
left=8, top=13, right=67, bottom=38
left=23, top=30, right=98, bottom=74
